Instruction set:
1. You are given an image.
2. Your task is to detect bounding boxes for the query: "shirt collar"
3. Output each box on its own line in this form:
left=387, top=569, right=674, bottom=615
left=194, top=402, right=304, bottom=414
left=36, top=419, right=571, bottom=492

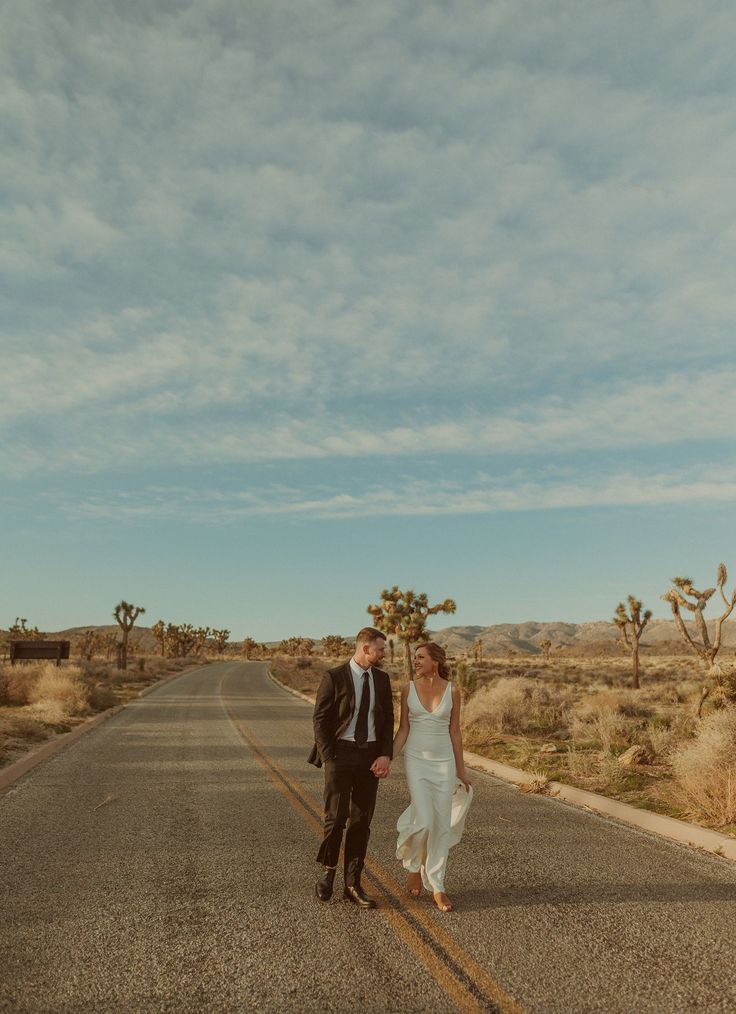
left=350, top=658, right=372, bottom=678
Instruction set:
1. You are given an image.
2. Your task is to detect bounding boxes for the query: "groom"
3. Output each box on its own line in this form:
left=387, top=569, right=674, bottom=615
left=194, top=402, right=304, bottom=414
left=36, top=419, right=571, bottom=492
left=308, top=627, right=394, bottom=908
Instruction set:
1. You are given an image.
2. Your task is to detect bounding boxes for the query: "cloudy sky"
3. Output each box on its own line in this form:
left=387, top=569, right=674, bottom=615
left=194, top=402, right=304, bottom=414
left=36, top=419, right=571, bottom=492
left=3, top=0, right=735, bottom=639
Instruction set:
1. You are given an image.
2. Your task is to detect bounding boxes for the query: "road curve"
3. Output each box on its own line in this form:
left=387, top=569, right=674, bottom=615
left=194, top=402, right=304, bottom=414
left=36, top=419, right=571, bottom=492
left=1, top=661, right=735, bottom=1013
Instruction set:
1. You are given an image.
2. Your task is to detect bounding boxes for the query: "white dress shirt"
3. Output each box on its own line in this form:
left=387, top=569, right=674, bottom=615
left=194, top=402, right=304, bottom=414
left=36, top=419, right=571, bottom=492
left=340, top=658, right=377, bottom=743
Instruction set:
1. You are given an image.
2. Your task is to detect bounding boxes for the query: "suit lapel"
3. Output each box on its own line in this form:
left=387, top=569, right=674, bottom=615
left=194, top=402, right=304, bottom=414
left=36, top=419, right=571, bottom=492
left=340, top=662, right=356, bottom=711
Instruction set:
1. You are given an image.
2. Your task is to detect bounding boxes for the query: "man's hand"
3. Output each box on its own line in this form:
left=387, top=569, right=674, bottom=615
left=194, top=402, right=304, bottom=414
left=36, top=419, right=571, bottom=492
left=371, top=756, right=391, bottom=779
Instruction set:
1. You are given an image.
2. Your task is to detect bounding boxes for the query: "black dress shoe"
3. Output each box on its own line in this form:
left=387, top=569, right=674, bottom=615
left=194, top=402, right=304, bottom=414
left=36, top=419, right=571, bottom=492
left=316, top=867, right=336, bottom=902
left=343, top=884, right=377, bottom=909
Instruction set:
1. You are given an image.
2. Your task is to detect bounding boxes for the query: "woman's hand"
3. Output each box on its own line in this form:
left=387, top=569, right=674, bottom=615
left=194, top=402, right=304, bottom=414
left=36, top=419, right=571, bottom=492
left=457, top=771, right=472, bottom=792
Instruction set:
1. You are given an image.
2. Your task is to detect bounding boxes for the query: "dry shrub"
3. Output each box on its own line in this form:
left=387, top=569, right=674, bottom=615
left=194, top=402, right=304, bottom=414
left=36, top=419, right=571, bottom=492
left=88, top=685, right=118, bottom=711
left=565, top=745, right=600, bottom=779
left=597, top=753, right=629, bottom=791
left=0, top=712, right=47, bottom=744
left=26, top=700, right=72, bottom=726
left=27, top=663, right=89, bottom=718
left=571, top=697, right=629, bottom=752
left=669, top=707, right=736, bottom=826
left=0, top=712, right=49, bottom=763
left=570, top=691, right=656, bottom=753
left=0, top=664, right=42, bottom=706
left=462, top=678, right=572, bottom=741
left=643, top=712, right=696, bottom=759
left=519, top=770, right=550, bottom=794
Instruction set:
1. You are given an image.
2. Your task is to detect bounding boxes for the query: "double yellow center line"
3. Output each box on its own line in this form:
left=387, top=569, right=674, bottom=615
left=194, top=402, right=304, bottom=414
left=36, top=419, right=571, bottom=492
left=220, top=671, right=524, bottom=1014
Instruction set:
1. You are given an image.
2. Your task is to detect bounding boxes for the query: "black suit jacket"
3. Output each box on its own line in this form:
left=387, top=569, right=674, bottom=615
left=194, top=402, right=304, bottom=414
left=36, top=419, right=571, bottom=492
left=308, top=661, right=394, bottom=767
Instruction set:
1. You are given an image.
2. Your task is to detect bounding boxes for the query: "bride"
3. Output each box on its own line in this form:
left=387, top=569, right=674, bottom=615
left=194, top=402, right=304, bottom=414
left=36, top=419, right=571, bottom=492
left=393, top=642, right=473, bottom=912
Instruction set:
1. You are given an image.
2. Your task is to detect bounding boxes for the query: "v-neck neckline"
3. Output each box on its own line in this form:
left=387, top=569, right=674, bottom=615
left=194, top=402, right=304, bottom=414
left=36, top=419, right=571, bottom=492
left=412, top=679, right=450, bottom=715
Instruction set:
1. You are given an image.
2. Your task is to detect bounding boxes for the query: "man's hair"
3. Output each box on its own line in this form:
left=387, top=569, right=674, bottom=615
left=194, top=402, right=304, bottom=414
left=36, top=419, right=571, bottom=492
left=355, top=626, right=387, bottom=646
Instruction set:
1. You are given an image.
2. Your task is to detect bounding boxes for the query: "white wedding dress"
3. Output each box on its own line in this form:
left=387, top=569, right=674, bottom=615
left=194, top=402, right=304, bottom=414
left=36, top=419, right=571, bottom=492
left=396, top=680, right=473, bottom=894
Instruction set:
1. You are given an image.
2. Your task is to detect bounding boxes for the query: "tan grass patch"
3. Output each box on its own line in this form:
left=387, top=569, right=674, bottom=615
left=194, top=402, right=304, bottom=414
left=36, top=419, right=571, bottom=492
left=27, top=663, right=89, bottom=717
left=668, top=707, right=736, bottom=827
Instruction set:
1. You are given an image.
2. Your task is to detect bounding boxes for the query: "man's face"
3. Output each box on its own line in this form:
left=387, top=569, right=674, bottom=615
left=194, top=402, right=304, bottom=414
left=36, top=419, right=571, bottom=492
left=363, top=637, right=386, bottom=666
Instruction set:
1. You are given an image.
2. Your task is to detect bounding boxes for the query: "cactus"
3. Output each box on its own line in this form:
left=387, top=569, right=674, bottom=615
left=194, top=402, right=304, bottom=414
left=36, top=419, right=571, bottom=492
left=612, top=596, right=652, bottom=689
left=473, top=638, right=484, bottom=665
left=113, top=601, right=145, bottom=670
left=539, top=639, right=552, bottom=661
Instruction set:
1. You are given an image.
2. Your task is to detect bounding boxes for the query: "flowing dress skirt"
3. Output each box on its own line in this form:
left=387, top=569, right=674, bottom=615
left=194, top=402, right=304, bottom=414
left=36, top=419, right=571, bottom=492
left=396, top=682, right=473, bottom=893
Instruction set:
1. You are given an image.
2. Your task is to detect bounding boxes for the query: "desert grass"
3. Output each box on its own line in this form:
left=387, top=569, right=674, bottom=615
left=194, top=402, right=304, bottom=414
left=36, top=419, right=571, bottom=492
left=666, top=708, right=736, bottom=828
left=272, top=650, right=736, bottom=834
left=458, top=654, right=734, bottom=827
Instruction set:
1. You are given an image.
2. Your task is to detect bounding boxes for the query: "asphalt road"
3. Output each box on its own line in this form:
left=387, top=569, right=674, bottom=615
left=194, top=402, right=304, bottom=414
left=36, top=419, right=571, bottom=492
left=2, top=661, right=736, bottom=1013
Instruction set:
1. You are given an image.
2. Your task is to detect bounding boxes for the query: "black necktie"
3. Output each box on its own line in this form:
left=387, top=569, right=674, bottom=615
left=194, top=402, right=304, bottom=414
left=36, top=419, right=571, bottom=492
left=354, top=670, right=370, bottom=746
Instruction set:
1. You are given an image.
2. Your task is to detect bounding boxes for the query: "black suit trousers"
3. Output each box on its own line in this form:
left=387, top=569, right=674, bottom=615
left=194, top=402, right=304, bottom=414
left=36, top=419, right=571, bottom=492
left=316, top=741, right=380, bottom=885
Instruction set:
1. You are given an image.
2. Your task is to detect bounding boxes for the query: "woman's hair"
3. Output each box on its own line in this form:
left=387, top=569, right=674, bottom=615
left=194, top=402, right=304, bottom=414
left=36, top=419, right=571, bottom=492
left=415, top=641, right=450, bottom=680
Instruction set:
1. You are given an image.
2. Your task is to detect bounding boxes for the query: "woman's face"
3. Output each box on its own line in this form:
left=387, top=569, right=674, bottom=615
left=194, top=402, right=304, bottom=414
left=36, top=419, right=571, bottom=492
left=414, top=646, right=437, bottom=678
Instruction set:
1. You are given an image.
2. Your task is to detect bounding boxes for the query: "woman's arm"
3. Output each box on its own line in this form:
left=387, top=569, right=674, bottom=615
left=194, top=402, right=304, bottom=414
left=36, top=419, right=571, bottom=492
left=449, top=684, right=471, bottom=790
left=391, top=684, right=411, bottom=758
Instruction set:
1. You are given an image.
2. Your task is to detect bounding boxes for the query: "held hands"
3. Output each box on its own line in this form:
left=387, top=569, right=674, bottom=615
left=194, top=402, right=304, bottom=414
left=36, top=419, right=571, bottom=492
left=371, top=756, right=391, bottom=779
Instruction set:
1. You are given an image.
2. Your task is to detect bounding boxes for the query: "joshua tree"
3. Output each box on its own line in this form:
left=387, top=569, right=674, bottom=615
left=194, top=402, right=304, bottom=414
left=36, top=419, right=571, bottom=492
left=278, top=637, right=300, bottom=657
left=662, top=564, right=736, bottom=711
left=367, top=586, right=457, bottom=680
left=540, top=639, right=552, bottom=661
left=388, top=637, right=395, bottom=663
left=100, top=632, right=117, bottom=661
left=193, top=626, right=211, bottom=656
left=9, top=617, right=42, bottom=640
left=322, top=635, right=347, bottom=657
left=612, top=596, right=652, bottom=689
left=242, top=637, right=258, bottom=659
left=76, top=629, right=101, bottom=661
left=151, top=620, right=166, bottom=657
left=113, top=600, right=145, bottom=670
left=297, top=637, right=315, bottom=656
left=162, top=622, right=200, bottom=658
left=210, top=629, right=231, bottom=654
left=455, top=660, right=477, bottom=700
left=473, top=638, right=484, bottom=665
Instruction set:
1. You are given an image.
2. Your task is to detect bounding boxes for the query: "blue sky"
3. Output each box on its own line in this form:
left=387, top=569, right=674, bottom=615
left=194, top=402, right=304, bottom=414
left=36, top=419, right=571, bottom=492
left=3, top=1, right=736, bottom=640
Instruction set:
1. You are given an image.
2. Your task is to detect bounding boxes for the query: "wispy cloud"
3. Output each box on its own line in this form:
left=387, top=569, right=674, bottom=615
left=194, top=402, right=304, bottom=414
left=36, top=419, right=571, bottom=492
left=59, top=463, right=736, bottom=524
left=4, top=367, right=735, bottom=478
left=3, top=5, right=736, bottom=496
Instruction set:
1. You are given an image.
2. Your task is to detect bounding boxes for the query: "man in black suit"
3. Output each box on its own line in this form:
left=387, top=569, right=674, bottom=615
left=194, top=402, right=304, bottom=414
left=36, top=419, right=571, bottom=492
left=308, top=627, right=394, bottom=908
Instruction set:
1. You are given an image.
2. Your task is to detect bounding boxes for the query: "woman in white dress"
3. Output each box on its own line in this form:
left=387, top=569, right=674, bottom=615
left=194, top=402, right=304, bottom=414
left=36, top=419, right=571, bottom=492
left=393, top=642, right=472, bottom=912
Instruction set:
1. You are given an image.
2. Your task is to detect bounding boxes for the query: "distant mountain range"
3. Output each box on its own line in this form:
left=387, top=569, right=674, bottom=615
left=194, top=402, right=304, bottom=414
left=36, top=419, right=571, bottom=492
left=5, top=618, right=736, bottom=656
left=429, top=619, right=736, bottom=656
